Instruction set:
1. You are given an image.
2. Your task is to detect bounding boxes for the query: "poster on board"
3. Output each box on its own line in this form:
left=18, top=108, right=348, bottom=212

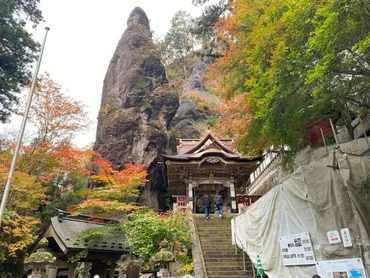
left=316, top=258, right=366, bottom=278
left=279, top=232, right=315, bottom=266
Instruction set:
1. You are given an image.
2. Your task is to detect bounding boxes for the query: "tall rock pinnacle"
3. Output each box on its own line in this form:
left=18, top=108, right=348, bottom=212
left=94, top=7, right=179, bottom=208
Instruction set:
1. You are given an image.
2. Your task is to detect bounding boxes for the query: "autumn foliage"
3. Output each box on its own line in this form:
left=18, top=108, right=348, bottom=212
left=25, top=72, right=89, bottom=144
left=208, top=0, right=370, bottom=156
left=214, top=92, right=263, bottom=154
left=71, top=157, right=147, bottom=218
left=0, top=73, right=148, bottom=271
left=0, top=73, right=93, bottom=268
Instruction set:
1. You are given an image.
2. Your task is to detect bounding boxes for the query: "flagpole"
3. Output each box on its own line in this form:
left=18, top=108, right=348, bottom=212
left=0, top=27, right=50, bottom=228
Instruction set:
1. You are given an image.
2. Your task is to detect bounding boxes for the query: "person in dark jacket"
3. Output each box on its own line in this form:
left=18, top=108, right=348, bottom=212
left=203, top=194, right=211, bottom=219
left=214, top=191, right=223, bottom=217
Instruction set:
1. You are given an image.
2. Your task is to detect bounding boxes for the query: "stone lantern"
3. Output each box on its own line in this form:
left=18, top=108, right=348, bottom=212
left=24, top=238, right=56, bottom=278
left=151, top=239, right=175, bottom=278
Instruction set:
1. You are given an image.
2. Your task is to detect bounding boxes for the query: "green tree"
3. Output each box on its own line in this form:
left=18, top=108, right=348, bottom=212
left=191, top=0, right=227, bottom=60
left=163, top=11, right=195, bottom=80
left=305, top=0, right=370, bottom=139
left=123, top=209, right=192, bottom=268
left=209, top=0, right=370, bottom=159
left=0, top=0, right=43, bottom=122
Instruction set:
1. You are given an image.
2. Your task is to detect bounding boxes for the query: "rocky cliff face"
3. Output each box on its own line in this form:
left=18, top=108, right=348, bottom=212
left=94, top=7, right=179, bottom=208
left=171, top=60, right=219, bottom=139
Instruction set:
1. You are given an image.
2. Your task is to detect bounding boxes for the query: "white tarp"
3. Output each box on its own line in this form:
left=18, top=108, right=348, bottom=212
left=235, top=151, right=370, bottom=278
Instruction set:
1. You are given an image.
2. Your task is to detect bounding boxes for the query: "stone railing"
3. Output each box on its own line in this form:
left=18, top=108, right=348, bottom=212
left=186, top=210, right=207, bottom=278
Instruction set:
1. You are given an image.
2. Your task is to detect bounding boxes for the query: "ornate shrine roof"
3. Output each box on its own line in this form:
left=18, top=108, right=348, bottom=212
left=163, top=131, right=259, bottom=162
left=162, top=131, right=261, bottom=189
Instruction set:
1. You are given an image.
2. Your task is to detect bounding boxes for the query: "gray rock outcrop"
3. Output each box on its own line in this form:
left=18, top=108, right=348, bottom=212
left=171, top=60, right=219, bottom=139
left=94, top=7, right=179, bottom=208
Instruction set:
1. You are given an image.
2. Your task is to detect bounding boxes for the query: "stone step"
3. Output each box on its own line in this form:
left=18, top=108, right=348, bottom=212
left=201, top=242, right=233, bottom=246
left=198, top=228, right=231, bottom=232
left=196, top=221, right=232, bottom=225
left=205, top=261, right=252, bottom=267
left=206, top=266, right=245, bottom=272
left=195, top=221, right=232, bottom=226
left=207, top=270, right=251, bottom=275
left=195, top=219, right=231, bottom=224
left=198, top=229, right=231, bottom=232
left=197, top=230, right=232, bottom=234
left=203, top=257, right=247, bottom=262
left=200, top=237, right=232, bottom=241
left=196, top=224, right=231, bottom=228
left=203, top=251, right=241, bottom=256
left=193, top=214, right=235, bottom=218
left=196, top=227, right=231, bottom=230
left=199, top=237, right=232, bottom=241
left=200, top=240, right=232, bottom=245
left=203, top=253, right=244, bottom=258
left=201, top=246, right=235, bottom=251
left=208, top=274, right=254, bottom=278
left=198, top=233, right=231, bottom=237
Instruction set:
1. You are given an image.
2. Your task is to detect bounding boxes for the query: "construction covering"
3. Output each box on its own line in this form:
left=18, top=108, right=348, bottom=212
left=235, top=151, right=370, bottom=277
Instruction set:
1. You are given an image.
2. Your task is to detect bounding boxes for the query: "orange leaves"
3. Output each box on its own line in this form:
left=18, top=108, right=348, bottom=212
left=214, top=92, right=252, bottom=137
left=15, top=142, right=93, bottom=185
left=90, top=155, right=147, bottom=188
left=24, top=72, right=89, bottom=145
left=70, top=157, right=147, bottom=218
left=114, top=163, right=147, bottom=188
left=213, top=92, right=265, bottom=155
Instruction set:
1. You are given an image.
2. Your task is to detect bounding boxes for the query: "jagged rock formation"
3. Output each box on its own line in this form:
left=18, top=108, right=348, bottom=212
left=94, top=7, right=179, bottom=208
left=171, top=60, right=219, bottom=139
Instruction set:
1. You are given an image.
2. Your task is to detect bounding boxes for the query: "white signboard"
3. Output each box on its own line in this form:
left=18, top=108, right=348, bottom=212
left=181, top=275, right=194, bottom=278
left=316, top=258, right=366, bottom=278
left=341, top=228, right=353, bottom=247
left=327, top=230, right=342, bottom=244
left=279, top=232, right=315, bottom=265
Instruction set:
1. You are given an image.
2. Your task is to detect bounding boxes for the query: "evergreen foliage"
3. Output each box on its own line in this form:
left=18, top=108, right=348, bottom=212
left=0, top=0, right=43, bottom=122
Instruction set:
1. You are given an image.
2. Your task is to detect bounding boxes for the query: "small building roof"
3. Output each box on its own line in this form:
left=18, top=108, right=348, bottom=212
left=30, top=209, right=129, bottom=256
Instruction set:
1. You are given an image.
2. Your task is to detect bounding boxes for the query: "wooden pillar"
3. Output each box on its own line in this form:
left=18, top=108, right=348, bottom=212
left=187, top=181, right=194, bottom=212
left=229, top=177, right=237, bottom=213
left=109, top=262, right=116, bottom=278
left=68, top=262, right=77, bottom=278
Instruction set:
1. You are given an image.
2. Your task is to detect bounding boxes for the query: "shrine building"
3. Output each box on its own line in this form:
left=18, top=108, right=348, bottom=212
left=162, top=131, right=261, bottom=213
left=27, top=209, right=138, bottom=278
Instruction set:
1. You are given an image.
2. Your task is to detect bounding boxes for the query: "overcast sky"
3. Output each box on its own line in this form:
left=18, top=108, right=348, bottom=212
left=5, top=0, right=216, bottom=148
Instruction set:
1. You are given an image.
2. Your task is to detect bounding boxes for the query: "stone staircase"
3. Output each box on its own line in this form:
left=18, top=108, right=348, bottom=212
left=194, top=215, right=254, bottom=278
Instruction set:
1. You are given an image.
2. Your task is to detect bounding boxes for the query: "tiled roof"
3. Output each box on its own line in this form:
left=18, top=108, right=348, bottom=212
left=165, top=131, right=259, bottom=162
left=49, top=216, right=129, bottom=253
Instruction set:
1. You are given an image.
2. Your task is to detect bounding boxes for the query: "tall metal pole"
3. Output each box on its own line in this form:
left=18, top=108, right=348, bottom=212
left=0, top=27, right=50, bottom=228
left=329, top=118, right=339, bottom=147
left=320, top=128, right=328, bottom=152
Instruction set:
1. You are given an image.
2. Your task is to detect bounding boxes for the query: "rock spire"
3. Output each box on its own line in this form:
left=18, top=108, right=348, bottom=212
left=94, top=7, right=179, bottom=208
